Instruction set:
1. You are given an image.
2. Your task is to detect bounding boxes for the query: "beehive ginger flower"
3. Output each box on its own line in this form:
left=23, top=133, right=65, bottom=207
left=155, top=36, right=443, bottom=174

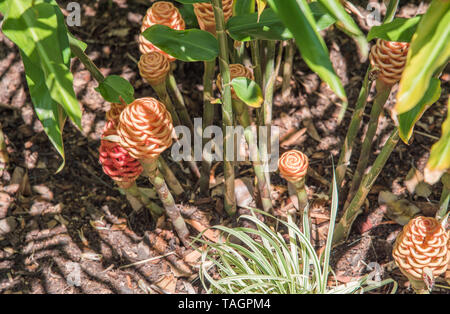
left=138, top=1, right=185, bottom=61
left=369, top=39, right=409, bottom=85
left=393, top=216, right=449, bottom=284
left=99, top=120, right=143, bottom=188
left=106, top=102, right=127, bottom=125
left=193, top=0, right=233, bottom=35
left=278, top=150, right=309, bottom=183
left=138, top=51, right=171, bottom=87
left=117, top=97, right=173, bottom=161
left=216, top=64, right=254, bottom=100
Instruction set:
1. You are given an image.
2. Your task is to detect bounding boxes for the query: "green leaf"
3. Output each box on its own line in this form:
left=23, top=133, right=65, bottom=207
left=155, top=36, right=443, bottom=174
left=226, top=6, right=335, bottom=42
left=95, top=75, right=135, bottom=104
left=20, top=49, right=67, bottom=171
left=267, top=0, right=347, bottom=103
left=232, top=0, right=255, bottom=16
left=317, top=0, right=368, bottom=59
left=398, top=78, right=441, bottom=143
left=142, top=24, right=219, bottom=62
left=367, top=16, right=422, bottom=43
left=395, top=0, right=450, bottom=115
left=231, top=77, right=263, bottom=108
left=256, top=0, right=267, bottom=21
left=425, top=100, right=450, bottom=184
left=0, top=0, right=7, bottom=15
left=178, top=3, right=199, bottom=29
left=68, top=32, right=87, bottom=52
left=2, top=1, right=82, bottom=130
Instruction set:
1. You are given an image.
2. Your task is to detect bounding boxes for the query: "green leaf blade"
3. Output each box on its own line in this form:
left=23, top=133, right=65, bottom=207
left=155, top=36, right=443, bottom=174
left=231, top=77, right=264, bottom=108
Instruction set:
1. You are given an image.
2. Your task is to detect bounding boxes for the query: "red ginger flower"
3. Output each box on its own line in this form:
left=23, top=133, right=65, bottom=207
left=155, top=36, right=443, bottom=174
left=99, top=120, right=143, bottom=188
left=278, top=150, right=309, bottom=183
left=106, top=102, right=127, bottom=124
left=138, top=1, right=185, bottom=61
left=393, top=216, right=449, bottom=282
left=117, top=97, right=173, bottom=161
left=193, top=0, right=233, bottom=35
left=369, top=39, right=409, bottom=85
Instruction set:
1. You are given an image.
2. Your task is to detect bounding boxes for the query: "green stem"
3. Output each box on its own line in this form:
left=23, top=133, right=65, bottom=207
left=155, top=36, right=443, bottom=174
left=345, top=80, right=391, bottom=208
left=436, top=173, right=450, bottom=221
left=335, top=66, right=373, bottom=190
left=153, top=81, right=182, bottom=127
left=282, top=39, right=295, bottom=101
left=291, top=178, right=307, bottom=213
left=166, top=71, right=194, bottom=132
left=158, top=156, right=184, bottom=196
left=250, top=40, right=263, bottom=88
left=141, top=159, right=191, bottom=247
left=384, top=0, right=399, bottom=23
left=69, top=39, right=105, bottom=83
left=212, top=0, right=236, bottom=216
left=200, top=60, right=217, bottom=196
left=119, top=181, right=164, bottom=221
left=333, top=129, right=399, bottom=246
left=233, top=99, right=272, bottom=213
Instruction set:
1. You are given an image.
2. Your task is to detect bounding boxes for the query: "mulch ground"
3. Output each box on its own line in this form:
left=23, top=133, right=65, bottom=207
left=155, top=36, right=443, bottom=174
left=0, top=0, right=448, bottom=294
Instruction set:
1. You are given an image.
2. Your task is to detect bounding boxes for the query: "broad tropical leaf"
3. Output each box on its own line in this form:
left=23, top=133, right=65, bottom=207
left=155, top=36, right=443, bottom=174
left=95, top=75, right=135, bottom=104
left=232, top=0, right=255, bottom=16
left=231, top=77, right=263, bottom=108
left=142, top=25, right=219, bottom=62
left=267, top=0, right=347, bottom=104
left=367, top=16, right=422, bottom=43
left=425, top=99, right=450, bottom=184
left=317, top=0, right=368, bottom=59
left=395, top=0, right=450, bottom=115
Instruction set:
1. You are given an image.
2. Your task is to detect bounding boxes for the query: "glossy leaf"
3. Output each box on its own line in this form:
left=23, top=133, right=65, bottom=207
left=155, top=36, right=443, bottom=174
left=142, top=25, right=219, bottom=62
left=226, top=6, right=335, bottom=42
left=398, top=78, right=441, bottom=143
left=232, top=0, right=255, bottom=16
left=395, top=0, right=450, bottom=115
left=178, top=3, right=199, bottom=28
left=367, top=16, right=422, bottom=43
left=2, top=1, right=82, bottom=129
left=425, top=100, right=450, bottom=184
left=231, top=77, right=263, bottom=108
left=267, top=0, right=347, bottom=102
left=95, top=75, right=135, bottom=104
left=317, top=0, right=368, bottom=59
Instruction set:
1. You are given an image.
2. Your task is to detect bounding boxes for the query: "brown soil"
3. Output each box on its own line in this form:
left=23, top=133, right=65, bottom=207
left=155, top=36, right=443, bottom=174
left=0, top=0, right=448, bottom=294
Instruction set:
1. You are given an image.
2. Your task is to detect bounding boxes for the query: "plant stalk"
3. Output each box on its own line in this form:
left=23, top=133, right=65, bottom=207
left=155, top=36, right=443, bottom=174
left=212, top=0, right=236, bottom=216
left=282, top=39, right=295, bottom=101
left=344, top=80, right=391, bottom=209
left=166, top=71, right=194, bottom=132
left=158, top=156, right=184, bottom=196
left=200, top=60, right=217, bottom=196
left=234, top=99, right=272, bottom=213
left=250, top=40, right=263, bottom=88
left=436, top=172, right=450, bottom=220
left=152, top=82, right=182, bottom=127
left=141, top=159, right=190, bottom=247
left=69, top=40, right=105, bottom=83
left=335, top=66, right=373, bottom=190
left=333, top=128, right=400, bottom=246
left=291, top=178, right=308, bottom=214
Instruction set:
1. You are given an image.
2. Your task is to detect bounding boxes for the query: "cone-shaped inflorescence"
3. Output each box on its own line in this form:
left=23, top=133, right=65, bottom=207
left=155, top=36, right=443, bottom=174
left=278, top=150, right=309, bottom=212
left=393, top=216, right=449, bottom=292
left=138, top=51, right=171, bottom=87
left=217, top=64, right=273, bottom=213
left=99, top=120, right=143, bottom=189
left=106, top=102, right=127, bottom=125
left=117, top=97, right=191, bottom=247
left=193, top=0, right=233, bottom=35
left=369, top=39, right=409, bottom=86
left=138, top=1, right=185, bottom=61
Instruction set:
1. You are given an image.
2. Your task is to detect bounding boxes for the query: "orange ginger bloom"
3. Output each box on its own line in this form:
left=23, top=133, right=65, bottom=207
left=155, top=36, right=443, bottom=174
left=138, top=1, right=185, bottom=61
left=369, top=39, right=409, bottom=85
left=278, top=150, right=309, bottom=183
left=117, top=97, right=173, bottom=161
left=216, top=64, right=254, bottom=100
left=393, top=216, right=449, bottom=282
left=193, top=0, right=233, bottom=35
left=138, top=51, right=170, bottom=86
left=99, top=120, right=143, bottom=188
left=106, top=102, right=127, bottom=124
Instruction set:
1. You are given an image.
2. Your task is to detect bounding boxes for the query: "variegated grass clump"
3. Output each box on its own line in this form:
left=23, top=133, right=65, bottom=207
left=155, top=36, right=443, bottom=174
left=197, top=170, right=396, bottom=294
